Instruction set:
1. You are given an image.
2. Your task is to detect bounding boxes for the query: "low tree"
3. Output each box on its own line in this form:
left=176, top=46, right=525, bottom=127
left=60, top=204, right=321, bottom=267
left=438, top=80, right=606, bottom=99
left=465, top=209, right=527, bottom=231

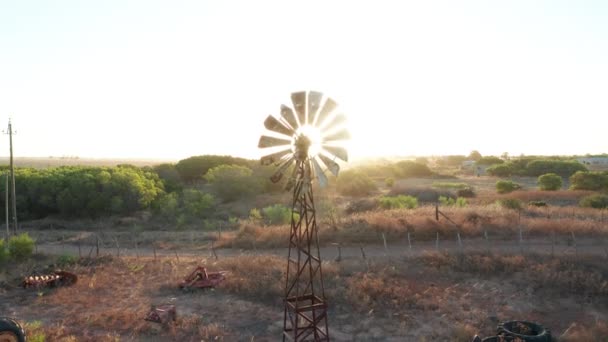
left=205, top=164, right=261, bottom=202
left=538, top=173, right=563, bottom=191
left=468, top=150, right=482, bottom=161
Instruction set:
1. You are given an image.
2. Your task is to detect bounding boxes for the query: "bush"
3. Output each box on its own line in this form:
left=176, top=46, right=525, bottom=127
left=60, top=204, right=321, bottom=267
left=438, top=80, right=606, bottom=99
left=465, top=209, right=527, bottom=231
left=345, top=198, right=379, bottom=214
left=477, top=156, right=504, bottom=166
left=496, top=180, right=521, bottom=194
left=528, top=201, right=547, bottom=207
left=393, top=161, right=432, bottom=178
left=497, top=198, right=523, bottom=210
left=57, top=254, right=78, bottom=267
left=456, top=188, right=476, bottom=198
left=525, top=160, right=587, bottom=177
left=175, top=155, right=253, bottom=182
left=0, top=239, right=8, bottom=262
left=538, top=173, right=563, bottom=191
left=379, top=195, right=418, bottom=209
left=262, top=204, right=299, bottom=225
left=486, top=163, right=515, bottom=177
left=569, top=171, right=608, bottom=191
left=336, top=170, right=377, bottom=196
left=8, top=233, right=34, bottom=260
left=580, top=194, right=608, bottom=209
left=384, top=177, right=395, bottom=188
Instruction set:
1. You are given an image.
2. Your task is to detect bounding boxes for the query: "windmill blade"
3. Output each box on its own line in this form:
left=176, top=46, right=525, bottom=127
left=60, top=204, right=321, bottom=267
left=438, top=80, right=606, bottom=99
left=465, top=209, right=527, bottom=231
left=322, top=145, right=348, bottom=162
left=312, top=157, right=328, bottom=188
left=264, top=115, right=294, bottom=137
left=314, top=97, right=337, bottom=128
left=261, top=148, right=292, bottom=165
left=307, top=91, right=323, bottom=126
left=271, top=157, right=295, bottom=183
left=291, top=91, right=307, bottom=126
left=321, top=113, right=347, bottom=133
left=318, top=154, right=340, bottom=177
left=281, top=105, right=299, bottom=130
left=323, top=128, right=350, bottom=143
left=258, top=135, right=292, bottom=149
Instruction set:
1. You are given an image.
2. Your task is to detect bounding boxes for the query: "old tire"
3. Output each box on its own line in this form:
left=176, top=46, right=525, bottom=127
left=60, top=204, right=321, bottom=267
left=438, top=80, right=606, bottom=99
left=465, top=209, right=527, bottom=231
left=481, top=337, right=514, bottom=342
left=497, top=321, right=551, bottom=342
left=0, top=317, right=26, bottom=342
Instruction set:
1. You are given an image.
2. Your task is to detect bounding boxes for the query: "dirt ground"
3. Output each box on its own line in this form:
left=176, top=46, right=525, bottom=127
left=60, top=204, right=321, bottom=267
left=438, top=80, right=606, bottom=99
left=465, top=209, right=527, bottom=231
left=1, top=251, right=607, bottom=341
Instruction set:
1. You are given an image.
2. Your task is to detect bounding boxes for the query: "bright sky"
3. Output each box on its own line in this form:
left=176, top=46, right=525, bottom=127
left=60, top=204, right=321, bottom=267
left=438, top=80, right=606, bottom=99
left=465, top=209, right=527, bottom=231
left=1, top=1, right=607, bottom=161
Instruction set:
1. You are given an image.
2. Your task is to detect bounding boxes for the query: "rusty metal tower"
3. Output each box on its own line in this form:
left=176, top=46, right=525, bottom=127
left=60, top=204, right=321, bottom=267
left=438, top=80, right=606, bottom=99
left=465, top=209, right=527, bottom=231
left=259, top=91, right=349, bottom=342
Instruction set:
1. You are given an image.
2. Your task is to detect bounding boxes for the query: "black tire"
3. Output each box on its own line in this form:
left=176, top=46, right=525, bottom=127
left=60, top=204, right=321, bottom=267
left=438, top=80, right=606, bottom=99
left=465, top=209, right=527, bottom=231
left=497, top=321, right=551, bottom=342
left=0, top=317, right=26, bottom=342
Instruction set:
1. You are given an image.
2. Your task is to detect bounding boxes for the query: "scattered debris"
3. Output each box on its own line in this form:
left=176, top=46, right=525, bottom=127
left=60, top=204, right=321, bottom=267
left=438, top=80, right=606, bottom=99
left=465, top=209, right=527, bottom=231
left=144, top=304, right=177, bottom=324
left=178, top=266, right=227, bottom=290
left=21, top=271, right=78, bottom=289
left=0, top=317, right=26, bottom=342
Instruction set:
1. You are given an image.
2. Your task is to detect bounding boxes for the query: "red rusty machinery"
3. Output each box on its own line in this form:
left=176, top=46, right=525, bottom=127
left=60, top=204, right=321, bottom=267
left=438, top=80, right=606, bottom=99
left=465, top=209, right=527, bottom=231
left=178, top=266, right=227, bottom=290
left=21, top=271, right=78, bottom=289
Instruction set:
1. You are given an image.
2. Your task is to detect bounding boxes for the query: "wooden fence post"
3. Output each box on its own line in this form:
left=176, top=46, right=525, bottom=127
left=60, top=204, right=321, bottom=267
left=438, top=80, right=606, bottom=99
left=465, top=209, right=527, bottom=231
left=382, top=233, right=388, bottom=255
left=435, top=232, right=439, bottom=251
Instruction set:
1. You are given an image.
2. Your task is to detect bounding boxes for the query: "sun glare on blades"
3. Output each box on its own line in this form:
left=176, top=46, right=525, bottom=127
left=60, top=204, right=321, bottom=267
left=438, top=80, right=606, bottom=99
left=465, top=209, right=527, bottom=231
left=293, top=125, right=322, bottom=158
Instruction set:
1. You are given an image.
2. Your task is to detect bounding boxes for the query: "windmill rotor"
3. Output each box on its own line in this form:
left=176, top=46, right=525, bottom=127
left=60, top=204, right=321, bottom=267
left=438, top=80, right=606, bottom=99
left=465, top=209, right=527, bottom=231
left=259, top=91, right=349, bottom=188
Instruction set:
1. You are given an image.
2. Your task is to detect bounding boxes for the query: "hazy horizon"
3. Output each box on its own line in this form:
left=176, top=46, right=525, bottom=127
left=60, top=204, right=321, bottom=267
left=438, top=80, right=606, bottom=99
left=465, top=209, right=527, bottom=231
left=1, top=1, right=607, bottom=160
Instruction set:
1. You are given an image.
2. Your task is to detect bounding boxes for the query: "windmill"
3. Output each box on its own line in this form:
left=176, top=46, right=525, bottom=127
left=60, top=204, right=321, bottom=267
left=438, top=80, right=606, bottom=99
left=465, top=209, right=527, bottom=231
left=258, top=91, right=349, bottom=342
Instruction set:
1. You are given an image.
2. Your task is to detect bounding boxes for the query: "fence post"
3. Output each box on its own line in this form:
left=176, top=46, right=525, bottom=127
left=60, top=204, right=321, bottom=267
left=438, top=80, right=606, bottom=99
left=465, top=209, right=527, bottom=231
left=78, top=240, right=82, bottom=258
left=571, top=231, right=577, bottom=257
left=333, top=243, right=342, bottom=262
left=457, top=231, right=463, bottom=252
left=519, top=227, right=523, bottom=255
left=211, top=241, right=218, bottom=260
left=382, top=233, right=388, bottom=255
left=407, top=232, right=412, bottom=251
left=359, top=245, right=366, bottom=260
left=135, top=238, right=139, bottom=259
left=153, top=245, right=157, bottom=260
left=435, top=232, right=439, bottom=251
left=96, top=235, right=100, bottom=257
left=114, top=237, right=120, bottom=257
left=551, top=231, right=555, bottom=257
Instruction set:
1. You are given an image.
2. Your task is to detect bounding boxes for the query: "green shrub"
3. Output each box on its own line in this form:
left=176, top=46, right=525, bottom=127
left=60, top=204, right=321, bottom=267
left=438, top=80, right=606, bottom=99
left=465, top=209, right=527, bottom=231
left=496, top=180, right=521, bottom=194
left=438, top=196, right=467, bottom=207
left=249, top=208, right=262, bottom=221
left=569, top=171, right=608, bottom=191
left=384, top=177, right=395, bottom=188
left=580, top=194, right=608, bottom=209
left=497, top=198, right=523, bottom=210
left=379, top=195, right=418, bottom=209
left=538, top=173, right=563, bottom=191
left=57, top=254, right=78, bottom=267
left=8, top=233, right=34, bottom=260
left=0, top=239, right=8, bottom=262
left=336, top=170, right=377, bottom=196
left=262, top=204, right=299, bottom=225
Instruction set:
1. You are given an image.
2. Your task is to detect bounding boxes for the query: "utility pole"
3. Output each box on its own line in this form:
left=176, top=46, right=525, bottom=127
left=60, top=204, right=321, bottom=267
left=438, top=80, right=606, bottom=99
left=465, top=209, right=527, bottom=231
left=5, top=173, right=8, bottom=239
left=4, top=119, right=17, bottom=235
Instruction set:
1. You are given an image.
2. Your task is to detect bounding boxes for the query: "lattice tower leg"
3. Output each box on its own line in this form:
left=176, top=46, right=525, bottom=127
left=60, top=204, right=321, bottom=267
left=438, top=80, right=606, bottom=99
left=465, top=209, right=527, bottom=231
left=282, top=161, right=329, bottom=342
